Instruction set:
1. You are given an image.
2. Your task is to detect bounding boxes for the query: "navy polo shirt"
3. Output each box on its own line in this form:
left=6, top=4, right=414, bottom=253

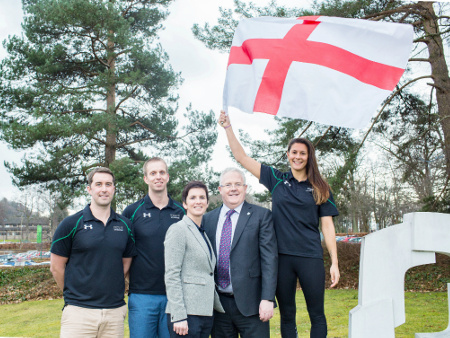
left=50, top=205, right=136, bottom=309
left=122, top=194, right=185, bottom=295
left=260, top=165, right=338, bottom=259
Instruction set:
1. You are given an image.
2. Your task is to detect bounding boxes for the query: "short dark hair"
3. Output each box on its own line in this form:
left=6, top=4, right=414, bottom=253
left=143, top=157, right=168, bottom=175
left=87, top=167, right=115, bottom=186
left=182, top=181, right=209, bottom=204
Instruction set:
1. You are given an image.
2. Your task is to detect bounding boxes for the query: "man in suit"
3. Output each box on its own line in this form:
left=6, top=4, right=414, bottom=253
left=203, top=167, right=278, bottom=338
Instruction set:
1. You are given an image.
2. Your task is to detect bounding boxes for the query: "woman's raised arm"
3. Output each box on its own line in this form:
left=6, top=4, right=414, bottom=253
left=218, top=110, right=262, bottom=179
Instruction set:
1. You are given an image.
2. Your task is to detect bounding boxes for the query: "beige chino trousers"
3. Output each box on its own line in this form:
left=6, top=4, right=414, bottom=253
left=60, top=304, right=127, bottom=338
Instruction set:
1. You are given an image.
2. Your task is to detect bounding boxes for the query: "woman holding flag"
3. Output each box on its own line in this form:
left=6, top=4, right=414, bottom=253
left=218, top=110, right=339, bottom=338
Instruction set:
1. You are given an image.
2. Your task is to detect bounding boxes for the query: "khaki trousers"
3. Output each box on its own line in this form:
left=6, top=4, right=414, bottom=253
left=60, top=304, right=127, bottom=338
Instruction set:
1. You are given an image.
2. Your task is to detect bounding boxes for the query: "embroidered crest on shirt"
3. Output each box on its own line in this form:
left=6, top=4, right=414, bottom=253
left=284, top=180, right=292, bottom=187
left=170, top=214, right=181, bottom=219
left=306, top=187, right=314, bottom=193
left=84, top=224, right=93, bottom=230
left=113, top=225, right=124, bottom=231
left=143, top=212, right=151, bottom=218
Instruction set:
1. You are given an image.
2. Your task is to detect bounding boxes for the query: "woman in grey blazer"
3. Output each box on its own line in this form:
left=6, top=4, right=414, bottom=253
left=164, top=181, right=224, bottom=337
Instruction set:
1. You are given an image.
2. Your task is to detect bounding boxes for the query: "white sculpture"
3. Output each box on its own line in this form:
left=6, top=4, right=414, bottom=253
left=348, top=212, right=450, bottom=338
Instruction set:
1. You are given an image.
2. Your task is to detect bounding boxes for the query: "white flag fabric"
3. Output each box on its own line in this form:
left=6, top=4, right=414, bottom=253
left=223, top=16, right=414, bottom=129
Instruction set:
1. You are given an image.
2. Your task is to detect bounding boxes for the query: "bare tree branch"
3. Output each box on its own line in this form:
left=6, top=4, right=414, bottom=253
left=116, top=86, right=139, bottom=111
left=409, top=57, right=431, bottom=62
left=356, top=75, right=433, bottom=153
left=314, top=126, right=332, bottom=147
left=297, top=121, right=312, bottom=138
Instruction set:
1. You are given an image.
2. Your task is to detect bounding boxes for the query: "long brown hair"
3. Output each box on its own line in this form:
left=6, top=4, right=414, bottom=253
left=287, top=138, right=330, bottom=205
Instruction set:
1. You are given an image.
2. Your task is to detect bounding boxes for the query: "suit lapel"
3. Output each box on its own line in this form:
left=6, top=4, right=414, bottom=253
left=186, top=217, right=215, bottom=270
left=204, top=233, right=216, bottom=267
left=231, top=201, right=252, bottom=251
left=205, top=208, right=220, bottom=257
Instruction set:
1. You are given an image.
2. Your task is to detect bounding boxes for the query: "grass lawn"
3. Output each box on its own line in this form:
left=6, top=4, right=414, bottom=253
left=0, top=290, right=447, bottom=337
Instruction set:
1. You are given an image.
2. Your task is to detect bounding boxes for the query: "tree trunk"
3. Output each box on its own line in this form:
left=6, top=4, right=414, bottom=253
left=105, top=32, right=117, bottom=167
left=420, top=2, right=450, bottom=179
left=352, top=212, right=358, bottom=233
left=105, top=90, right=116, bottom=167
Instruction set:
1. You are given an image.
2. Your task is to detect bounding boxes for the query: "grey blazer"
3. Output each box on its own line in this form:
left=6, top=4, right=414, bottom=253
left=203, top=201, right=278, bottom=317
left=164, top=215, right=224, bottom=322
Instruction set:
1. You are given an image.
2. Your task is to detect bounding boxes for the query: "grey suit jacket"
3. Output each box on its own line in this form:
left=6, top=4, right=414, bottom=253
left=203, top=201, right=278, bottom=317
left=164, top=215, right=224, bottom=322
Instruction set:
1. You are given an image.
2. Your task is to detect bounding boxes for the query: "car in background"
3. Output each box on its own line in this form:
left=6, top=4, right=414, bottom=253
left=348, top=237, right=363, bottom=244
left=341, top=236, right=356, bottom=243
left=0, top=254, right=14, bottom=263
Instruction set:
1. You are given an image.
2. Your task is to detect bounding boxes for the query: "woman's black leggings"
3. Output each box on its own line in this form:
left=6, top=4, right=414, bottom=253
left=276, top=254, right=327, bottom=338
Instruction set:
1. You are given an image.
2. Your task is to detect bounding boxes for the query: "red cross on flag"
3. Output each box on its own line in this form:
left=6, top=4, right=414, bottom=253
left=223, top=16, right=414, bottom=129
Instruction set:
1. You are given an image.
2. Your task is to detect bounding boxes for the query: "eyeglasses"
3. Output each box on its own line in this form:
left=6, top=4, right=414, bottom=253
left=220, top=183, right=245, bottom=189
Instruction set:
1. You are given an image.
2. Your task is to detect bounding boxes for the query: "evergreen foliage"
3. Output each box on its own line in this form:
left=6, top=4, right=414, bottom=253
left=0, top=0, right=218, bottom=208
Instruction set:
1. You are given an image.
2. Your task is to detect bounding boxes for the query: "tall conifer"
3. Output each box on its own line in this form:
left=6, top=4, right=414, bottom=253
left=0, top=0, right=218, bottom=207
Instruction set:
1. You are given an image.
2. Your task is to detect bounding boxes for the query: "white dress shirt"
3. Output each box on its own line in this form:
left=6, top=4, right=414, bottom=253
left=215, top=202, right=244, bottom=293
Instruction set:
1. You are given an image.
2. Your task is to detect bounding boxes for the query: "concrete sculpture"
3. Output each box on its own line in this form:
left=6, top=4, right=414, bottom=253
left=348, top=212, right=450, bottom=338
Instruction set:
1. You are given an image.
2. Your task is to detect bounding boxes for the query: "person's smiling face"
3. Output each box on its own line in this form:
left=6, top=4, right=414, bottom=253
left=287, top=142, right=309, bottom=173
left=219, top=171, right=247, bottom=209
left=87, top=172, right=115, bottom=207
left=144, top=160, right=169, bottom=193
left=183, top=187, right=209, bottom=218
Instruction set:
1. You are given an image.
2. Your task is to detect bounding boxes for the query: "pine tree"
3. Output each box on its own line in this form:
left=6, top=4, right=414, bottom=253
left=0, top=0, right=218, bottom=207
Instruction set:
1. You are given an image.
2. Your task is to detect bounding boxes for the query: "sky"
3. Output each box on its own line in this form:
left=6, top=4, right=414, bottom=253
left=0, top=0, right=314, bottom=202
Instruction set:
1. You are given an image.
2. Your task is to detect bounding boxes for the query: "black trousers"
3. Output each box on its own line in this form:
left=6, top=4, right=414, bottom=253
left=276, top=254, right=327, bottom=338
left=167, top=314, right=213, bottom=338
left=212, top=293, right=270, bottom=338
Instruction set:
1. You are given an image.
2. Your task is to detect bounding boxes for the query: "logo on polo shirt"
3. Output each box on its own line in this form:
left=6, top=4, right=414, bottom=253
left=84, top=224, right=93, bottom=230
left=170, top=214, right=181, bottom=219
left=113, top=225, right=124, bottom=232
left=306, top=187, right=314, bottom=193
left=143, top=213, right=151, bottom=218
left=284, top=180, right=292, bottom=187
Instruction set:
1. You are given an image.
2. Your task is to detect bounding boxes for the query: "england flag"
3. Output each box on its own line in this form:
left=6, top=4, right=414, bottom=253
left=223, top=16, right=414, bottom=129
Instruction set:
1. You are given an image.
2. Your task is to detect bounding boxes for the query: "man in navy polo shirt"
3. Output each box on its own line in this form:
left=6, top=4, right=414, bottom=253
left=122, top=157, right=185, bottom=338
left=50, top=167, right=136, bottom=338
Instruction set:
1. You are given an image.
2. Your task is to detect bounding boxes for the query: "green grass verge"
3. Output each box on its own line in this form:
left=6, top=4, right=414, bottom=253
left=0, top=290, right=447, bottom=337
left=0, top=239, right=22, bottom=243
